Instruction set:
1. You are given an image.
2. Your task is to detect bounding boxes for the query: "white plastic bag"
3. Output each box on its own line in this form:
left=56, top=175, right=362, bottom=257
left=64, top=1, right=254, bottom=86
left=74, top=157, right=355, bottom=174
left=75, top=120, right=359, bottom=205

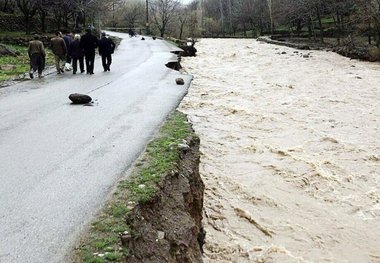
left=64, top=63, right=72, bottom=71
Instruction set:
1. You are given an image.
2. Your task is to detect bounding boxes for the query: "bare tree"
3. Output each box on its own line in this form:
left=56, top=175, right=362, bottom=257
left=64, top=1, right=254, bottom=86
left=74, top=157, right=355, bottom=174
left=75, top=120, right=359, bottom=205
left=123, top=0, right=145, bottom=28
left=149, top=0, right=180, bottom=37
left=0, top=0, right=16, bottom=13
left=16, top=0, right=37, bottom=33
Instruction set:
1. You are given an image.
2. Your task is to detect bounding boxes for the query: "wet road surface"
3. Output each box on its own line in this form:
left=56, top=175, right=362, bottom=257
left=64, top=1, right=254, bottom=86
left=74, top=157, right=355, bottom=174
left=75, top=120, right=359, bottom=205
left=0, top=32, right=191, bottom=263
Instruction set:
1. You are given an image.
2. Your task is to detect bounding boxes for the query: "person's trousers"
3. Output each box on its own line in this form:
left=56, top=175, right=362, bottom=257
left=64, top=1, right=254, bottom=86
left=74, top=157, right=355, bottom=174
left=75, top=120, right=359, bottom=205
left=66, top=55, right=72, bottom=64
left=101, top=54, right=112, bottom=70
left=30, top=53, right=44, bottom=75
left=72, top=56, right=84, bottom=73
left=84, top=52, right=95, bottom=74
left=54, top=54, right=65, bottom=73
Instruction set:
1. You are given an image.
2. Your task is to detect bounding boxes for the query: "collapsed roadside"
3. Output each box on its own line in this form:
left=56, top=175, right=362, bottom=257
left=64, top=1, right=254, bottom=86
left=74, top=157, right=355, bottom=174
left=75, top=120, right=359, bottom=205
left=71, top=111, right=205, bottom=263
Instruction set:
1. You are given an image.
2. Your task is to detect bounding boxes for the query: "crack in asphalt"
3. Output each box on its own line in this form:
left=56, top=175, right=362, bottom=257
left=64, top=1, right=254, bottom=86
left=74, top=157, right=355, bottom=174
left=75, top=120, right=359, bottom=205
left=87, top=81, right=114, bottom=93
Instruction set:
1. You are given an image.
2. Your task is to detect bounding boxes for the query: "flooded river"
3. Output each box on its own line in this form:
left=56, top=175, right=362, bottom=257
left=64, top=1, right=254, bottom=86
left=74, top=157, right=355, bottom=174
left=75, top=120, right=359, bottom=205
left=179, top=39, right=380, bottom=262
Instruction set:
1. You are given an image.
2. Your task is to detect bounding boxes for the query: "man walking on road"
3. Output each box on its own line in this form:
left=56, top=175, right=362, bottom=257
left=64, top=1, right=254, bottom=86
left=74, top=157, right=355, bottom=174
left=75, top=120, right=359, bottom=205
left=98, top=32, right=116, bottom=72
left=28, top=35, right=46, bottom=79
left=63, top=32, right=74, bottom=70
left=69, top=34, right=85, bottom=74
left=80, top=28, right=98, bottom=74
left=50, top=31, right=67, bottom=74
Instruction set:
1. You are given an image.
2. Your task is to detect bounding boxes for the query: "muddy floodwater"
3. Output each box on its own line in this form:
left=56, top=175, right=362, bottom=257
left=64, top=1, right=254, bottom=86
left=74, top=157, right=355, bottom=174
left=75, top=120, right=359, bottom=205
left=179, top=39, right=380, bottom=262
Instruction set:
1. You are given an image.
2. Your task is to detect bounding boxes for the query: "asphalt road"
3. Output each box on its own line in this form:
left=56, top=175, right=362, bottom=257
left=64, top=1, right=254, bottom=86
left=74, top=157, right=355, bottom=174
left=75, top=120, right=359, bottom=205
left=0, top=32, right=191, bottom=263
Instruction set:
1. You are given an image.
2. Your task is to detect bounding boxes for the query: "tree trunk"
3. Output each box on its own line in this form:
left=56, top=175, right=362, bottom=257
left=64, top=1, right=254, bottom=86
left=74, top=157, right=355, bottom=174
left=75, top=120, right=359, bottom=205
left=160, top=26, right=165, bottom=37
left=316, top=2, right=324, bottom=43
left=336, top=11, right=341, bottom=45
left=64, top=13, right=68, bottom=29
left=41, top=11, right=46, bottom=33
left=368, top=20, right=372, bottom=45
left=25, top=16, right=30, bottom=34
left=179, top=20, right=185, bottom=39
left=259, top=16, right=263, bottom=35
left=2, top=0, right=8, bottom=12
left=267, top=0, right=274, bottom=34
left=307, top=16, right=312, bottom=40
left=308, top=15, right=317, bottom=41
left=219, top=0, right=224, bottom=37
left=227, top=0, right=232, bottom=36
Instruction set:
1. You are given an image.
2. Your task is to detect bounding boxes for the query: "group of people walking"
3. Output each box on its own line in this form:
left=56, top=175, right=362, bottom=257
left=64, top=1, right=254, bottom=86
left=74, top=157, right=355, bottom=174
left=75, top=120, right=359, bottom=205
left=28, top=29, right=116, bottom=79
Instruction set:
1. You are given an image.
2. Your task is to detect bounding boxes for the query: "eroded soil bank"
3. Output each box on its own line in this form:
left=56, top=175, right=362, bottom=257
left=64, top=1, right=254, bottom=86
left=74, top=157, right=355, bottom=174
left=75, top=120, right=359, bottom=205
left=179, top=38, right=380, bottom=262
left=123, top=134, right=205, bottom=263
left=72, top=111, right=205, bottom=263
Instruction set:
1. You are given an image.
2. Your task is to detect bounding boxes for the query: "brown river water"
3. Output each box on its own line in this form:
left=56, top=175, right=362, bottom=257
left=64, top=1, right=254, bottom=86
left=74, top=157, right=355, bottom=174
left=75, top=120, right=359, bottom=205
left=178, top=39, right=380, bottom=262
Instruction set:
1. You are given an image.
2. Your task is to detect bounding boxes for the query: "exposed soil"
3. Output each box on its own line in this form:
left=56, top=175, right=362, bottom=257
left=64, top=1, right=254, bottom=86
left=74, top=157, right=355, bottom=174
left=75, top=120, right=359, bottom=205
left=123, top=135, right=205, bottom=263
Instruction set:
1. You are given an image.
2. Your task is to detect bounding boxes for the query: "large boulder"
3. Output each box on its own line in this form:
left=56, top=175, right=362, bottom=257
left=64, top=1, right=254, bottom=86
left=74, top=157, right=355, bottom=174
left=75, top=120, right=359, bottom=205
left=69, top=93, right=92, bottom=104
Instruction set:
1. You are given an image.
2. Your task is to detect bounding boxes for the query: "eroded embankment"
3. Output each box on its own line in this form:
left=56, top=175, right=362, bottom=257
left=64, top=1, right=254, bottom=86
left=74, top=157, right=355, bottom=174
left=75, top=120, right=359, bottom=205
left=123, top=134, right=205, bottom=262
left=73, top=111, right=205, bottom=263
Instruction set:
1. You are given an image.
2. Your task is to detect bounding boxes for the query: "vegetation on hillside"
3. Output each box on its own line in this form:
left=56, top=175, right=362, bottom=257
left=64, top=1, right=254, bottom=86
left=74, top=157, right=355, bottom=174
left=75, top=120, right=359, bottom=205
left=1, top=0, right=380, bottom=46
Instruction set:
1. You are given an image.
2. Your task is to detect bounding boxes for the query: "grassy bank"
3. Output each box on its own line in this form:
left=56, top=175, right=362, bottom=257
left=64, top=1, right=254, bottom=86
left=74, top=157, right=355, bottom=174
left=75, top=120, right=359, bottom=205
left=73, top=110, right=197, bottom=263
left=0, top=44, right=55, bottom=82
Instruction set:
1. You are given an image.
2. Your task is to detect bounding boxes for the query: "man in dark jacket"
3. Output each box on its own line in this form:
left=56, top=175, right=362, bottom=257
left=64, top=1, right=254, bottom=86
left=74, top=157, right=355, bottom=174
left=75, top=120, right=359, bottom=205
left=63, top=32, right=73, bottom=65
left=80, top=28, right=98, bottom=74
left=98, top=32, right=116, bottom=72
left=68, top=34, right=85, bottom=74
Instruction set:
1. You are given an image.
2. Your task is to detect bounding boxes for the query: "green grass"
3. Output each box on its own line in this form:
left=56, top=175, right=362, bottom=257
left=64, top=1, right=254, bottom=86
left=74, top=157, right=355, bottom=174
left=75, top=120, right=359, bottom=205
left=0, top=44, right=55, bottom=81
left=165, top=37, right=181, bottom=47
left=0, top=31, right=27, bottom=37
left=74, top=111, right=195, bottom=263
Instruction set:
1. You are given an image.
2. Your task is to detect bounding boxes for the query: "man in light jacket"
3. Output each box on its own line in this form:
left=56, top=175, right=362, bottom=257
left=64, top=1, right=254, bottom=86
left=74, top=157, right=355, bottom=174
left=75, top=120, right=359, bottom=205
left=50, top=31, right=67, bottom=74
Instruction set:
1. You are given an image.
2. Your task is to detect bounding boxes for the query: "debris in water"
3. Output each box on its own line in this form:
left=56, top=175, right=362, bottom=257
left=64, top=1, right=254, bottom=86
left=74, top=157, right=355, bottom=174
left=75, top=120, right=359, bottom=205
left=234, top=207, right=273, bottom=237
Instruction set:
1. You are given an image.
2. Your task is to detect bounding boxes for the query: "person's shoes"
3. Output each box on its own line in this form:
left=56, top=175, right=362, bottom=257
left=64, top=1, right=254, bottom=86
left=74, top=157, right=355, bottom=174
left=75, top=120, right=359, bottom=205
left=38, top=74, right=44, bottom=78
left=60, top=68, right=64, bottom=73
left=81, top=70, right=85, bottom=73
left=103, top=68, right=107, bottom=72
left=29, top=72, right=34, bottom=79
left=73, top=72, right=76, bottom=74
left=90, top=72, right=94, bottom=75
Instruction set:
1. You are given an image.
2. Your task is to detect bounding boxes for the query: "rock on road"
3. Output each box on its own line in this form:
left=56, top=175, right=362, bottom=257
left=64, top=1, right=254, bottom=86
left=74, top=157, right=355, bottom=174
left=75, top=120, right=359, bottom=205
left=0, top=32, right=191, bottom=263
